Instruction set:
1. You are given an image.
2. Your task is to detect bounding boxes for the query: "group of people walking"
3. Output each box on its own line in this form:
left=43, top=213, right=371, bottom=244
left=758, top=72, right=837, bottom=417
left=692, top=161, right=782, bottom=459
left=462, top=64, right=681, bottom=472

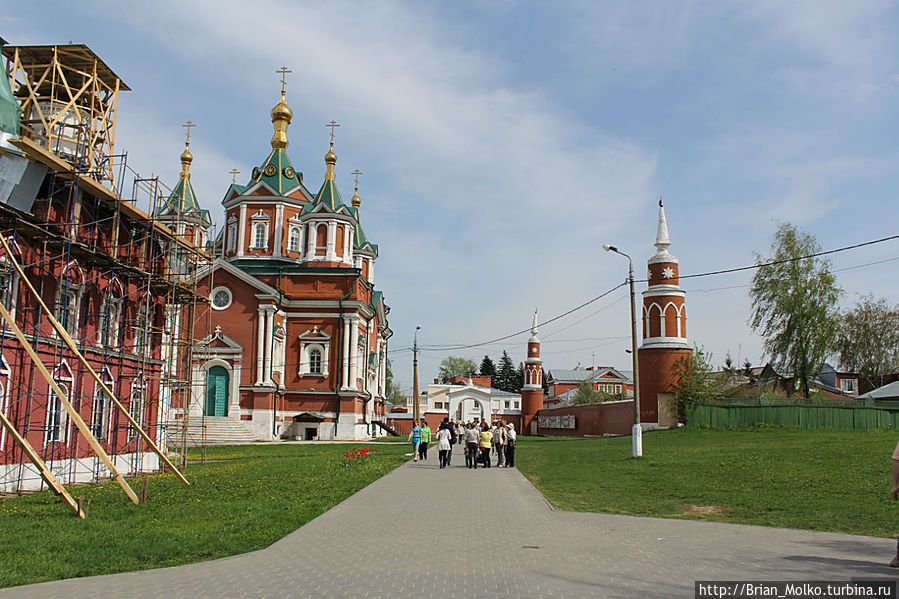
left=408, top=418, right=516, bottom=469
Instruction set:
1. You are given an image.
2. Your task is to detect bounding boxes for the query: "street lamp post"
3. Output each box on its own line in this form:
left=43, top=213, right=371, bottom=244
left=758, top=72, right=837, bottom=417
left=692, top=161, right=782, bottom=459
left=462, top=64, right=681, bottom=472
left=603, top=244, right=642, bottom=458
left=412, top=326, right=421, bottom=425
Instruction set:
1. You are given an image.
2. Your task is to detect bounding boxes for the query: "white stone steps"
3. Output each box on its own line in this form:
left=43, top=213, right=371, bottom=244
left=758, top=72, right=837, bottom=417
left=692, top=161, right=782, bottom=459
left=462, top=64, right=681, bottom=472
left=165, top=416, right=261, bottom=446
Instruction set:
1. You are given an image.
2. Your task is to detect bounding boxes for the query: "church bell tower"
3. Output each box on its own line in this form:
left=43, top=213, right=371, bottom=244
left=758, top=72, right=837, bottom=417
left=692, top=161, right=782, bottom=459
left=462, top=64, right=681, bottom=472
left=637, top=201, right=692, bottom=425
left=520, top=309, right=544, bottom=434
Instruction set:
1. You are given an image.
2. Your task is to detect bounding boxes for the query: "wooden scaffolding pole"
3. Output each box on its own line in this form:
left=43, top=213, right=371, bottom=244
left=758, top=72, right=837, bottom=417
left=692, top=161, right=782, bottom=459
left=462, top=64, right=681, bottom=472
left=0, top=407, right=85, bottom=518
left=0, top=301, right=139, bottom=504
left=0, top=235, right=191, bottom=486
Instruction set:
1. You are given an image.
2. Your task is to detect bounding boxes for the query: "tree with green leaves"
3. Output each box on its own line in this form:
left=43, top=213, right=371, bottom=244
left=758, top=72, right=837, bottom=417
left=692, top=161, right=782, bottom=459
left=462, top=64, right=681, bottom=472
left=495, top=351, right=516, bottom=392
left=749, top=223, right=842, bottom=398
left=479, top=355, right=496, bottom=385
left=571, top=382, right=605, bottom=405
left=384, top=359, right=404, bottom=404
left=438, top=356, right=477, bottom=383
left=672, top=345, right=719, bottom=421
left=837, top=293, right=899, bottom=390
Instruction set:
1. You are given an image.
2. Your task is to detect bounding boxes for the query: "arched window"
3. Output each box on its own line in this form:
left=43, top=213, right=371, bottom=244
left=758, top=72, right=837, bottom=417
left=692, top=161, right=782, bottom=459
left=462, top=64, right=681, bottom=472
left=57, top=265, right=84, bottom=338
left=46, top=381, right=69, bottom=444
left=309, top=348, right=322, bottom=374
left=0, top=255, right=19, bottom=324
left=288, top=226, right=301, bottom=253
left=253, top=223, right=267, bottom=249
left=315, top=224, right=327, bottom=256
left=99, top=279, right=123, bottom=347
left=335, top=225, right=344, bottom=257
left=92, top=384, right=112, bottom=440
left=127, top=383, right=145, bottom=439
left=227, top=223, right=237, bottom=253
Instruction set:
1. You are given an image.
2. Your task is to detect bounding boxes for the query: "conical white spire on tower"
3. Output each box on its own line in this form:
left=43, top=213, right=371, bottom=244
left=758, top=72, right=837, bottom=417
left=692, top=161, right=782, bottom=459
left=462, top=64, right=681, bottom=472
left=529, top=309, right=539, bottom=342
left=650, top=198, right=678, bottom=264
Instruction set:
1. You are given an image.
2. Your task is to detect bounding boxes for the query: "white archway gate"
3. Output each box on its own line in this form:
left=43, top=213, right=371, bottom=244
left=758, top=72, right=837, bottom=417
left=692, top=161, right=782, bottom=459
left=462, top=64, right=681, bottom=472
left=448, top=388, right=491, bottom=423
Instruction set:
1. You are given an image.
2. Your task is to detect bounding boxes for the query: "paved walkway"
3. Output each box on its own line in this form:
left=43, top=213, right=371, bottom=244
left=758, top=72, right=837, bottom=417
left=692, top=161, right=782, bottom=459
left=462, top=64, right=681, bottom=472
left=4, top=444, right=897, bottom=598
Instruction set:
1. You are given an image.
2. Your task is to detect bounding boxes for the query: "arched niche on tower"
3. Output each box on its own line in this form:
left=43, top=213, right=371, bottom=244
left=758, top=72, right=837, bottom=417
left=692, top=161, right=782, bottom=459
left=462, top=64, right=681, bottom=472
left=315, top=223, right=327, bottom=257
left=647, top=303, right=662, bottom=338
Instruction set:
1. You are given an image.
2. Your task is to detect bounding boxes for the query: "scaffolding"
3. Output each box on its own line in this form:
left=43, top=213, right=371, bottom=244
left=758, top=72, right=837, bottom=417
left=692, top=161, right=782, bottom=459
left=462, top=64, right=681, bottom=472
left=0, top=44, right=204, bottom=510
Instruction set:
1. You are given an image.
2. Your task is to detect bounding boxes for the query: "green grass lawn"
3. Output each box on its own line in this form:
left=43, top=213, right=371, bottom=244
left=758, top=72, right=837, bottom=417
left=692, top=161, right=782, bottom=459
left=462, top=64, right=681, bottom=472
left=0, top=443, right=408, bottom=588
left=516, top=427, right=899, bottom=538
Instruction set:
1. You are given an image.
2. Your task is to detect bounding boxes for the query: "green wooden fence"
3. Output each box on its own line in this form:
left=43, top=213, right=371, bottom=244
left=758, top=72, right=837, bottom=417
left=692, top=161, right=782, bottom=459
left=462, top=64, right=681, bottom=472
left=687, top=402, right=899, bottom=430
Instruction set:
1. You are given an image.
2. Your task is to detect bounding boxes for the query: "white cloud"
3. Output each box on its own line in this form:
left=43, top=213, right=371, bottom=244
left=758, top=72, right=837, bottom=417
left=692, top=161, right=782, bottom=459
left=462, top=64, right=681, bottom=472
left=11, top=1, right=898, bottom=387
left=101, top=0, right=658, bottom=380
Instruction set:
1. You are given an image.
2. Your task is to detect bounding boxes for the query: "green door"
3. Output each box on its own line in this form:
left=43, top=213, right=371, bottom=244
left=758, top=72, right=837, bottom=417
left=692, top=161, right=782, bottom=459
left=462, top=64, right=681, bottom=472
left=205, top=366, right=229, bottom=416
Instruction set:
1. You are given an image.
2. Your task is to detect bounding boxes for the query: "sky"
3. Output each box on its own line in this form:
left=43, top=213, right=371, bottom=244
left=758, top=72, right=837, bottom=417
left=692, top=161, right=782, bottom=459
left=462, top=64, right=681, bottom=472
left=4, top=1, right=899, bottom=392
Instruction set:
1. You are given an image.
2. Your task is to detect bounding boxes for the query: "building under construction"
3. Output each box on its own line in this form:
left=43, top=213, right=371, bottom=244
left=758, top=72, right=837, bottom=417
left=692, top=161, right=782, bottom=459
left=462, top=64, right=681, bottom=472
left=0, top=42, right=210, bottom=495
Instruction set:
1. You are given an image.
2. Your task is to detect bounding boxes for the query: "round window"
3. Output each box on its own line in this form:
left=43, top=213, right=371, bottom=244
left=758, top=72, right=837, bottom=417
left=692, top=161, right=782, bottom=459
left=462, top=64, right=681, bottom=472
left=211, top=286, right=232, bottom=310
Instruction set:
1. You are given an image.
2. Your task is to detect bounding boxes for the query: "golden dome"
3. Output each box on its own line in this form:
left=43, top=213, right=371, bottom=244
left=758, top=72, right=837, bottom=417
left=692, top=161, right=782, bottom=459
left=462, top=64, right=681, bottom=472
left=180, top=147, right=193, bottom=165
left=271, top=95, right=293, bottom=122
left=270, top=94, right=292, bottom=150
left=325, top=147, right=337, bottom=166
left=351, top=189, right=361, bottom=209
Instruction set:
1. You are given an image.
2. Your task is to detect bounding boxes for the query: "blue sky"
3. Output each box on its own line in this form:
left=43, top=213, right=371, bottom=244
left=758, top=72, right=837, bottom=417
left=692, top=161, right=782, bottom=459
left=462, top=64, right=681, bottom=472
left=5, top=1, right=899, bottom=391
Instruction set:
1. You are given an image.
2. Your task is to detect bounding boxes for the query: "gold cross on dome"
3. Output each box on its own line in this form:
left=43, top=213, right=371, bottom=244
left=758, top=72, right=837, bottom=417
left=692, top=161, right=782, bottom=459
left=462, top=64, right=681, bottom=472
left=351, top=169, right=363, bottom=189
left=229, top=168, right=240, bottom=183
left=182, top=120, right=195, bottom=145
left=326, top=120, right=340, bottom=145
left=276, top=66, right=291, bottom=95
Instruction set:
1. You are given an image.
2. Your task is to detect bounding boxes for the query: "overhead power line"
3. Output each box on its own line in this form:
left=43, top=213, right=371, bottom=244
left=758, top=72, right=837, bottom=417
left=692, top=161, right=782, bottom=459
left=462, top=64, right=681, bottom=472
left=389, top=232, right=899, bottom=356
left=639, top=233, right=899, bottom=284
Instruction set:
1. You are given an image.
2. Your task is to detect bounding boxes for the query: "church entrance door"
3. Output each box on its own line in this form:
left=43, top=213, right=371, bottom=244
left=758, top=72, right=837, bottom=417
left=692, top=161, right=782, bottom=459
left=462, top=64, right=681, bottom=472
left=205, top=365, right=229, bottom=416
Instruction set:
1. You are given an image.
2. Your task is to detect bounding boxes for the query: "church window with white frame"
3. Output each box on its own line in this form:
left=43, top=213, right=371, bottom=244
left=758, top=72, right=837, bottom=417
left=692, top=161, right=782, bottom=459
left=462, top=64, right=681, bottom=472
left=128, top=383, right=145, bottom=439
left=133, top=300, right=153, bottom=354
left=0, top=256, right=19, bottom=325
left=288, top=226, right=301, bottom=253
left=46, top=380, right=70, bottom=445
left=227, top=222, right=238, bottom=254
left=308, top=347, right=322, bottom=374
left=99, top=293, right=123, bottom=347
left=91, top=381, right=114, bottom=440
left=298, top=327, right=331, bottom=377
left=249, top=210, right=270, bottom=250
left=211, top=286, right=232, bottom=310
left=56, top=280, right=82, bottom=338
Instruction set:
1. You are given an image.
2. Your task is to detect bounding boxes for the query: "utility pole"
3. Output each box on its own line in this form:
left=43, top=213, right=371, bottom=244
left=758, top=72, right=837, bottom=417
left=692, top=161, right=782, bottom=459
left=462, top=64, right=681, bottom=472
left=412, top=326, right=421, bottom=424
left=603, top=244, right=642, bottom=458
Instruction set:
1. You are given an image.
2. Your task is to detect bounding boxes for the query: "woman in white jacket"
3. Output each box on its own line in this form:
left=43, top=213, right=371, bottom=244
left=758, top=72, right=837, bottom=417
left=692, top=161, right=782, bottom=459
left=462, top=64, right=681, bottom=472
left=436, top=424, right=453, bottom=469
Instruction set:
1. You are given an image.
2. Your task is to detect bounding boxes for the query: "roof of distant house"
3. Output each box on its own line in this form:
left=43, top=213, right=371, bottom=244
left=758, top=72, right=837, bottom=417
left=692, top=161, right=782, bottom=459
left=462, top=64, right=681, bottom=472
left=547, top=368, right=632, bottom=384
left=859, top=381, right=899, bottom=400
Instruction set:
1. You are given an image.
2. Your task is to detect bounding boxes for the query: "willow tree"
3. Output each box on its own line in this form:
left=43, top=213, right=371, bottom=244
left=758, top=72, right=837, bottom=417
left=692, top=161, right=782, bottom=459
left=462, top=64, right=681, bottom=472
left=749, top=223, right=842, bottom=398
left=837, top=294, right=899, bottom=390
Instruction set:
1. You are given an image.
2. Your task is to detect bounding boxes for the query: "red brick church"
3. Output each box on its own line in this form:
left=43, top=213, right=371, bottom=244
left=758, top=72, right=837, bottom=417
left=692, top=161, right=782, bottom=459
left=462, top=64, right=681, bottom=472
left=165, top=86, right=392, bottom=441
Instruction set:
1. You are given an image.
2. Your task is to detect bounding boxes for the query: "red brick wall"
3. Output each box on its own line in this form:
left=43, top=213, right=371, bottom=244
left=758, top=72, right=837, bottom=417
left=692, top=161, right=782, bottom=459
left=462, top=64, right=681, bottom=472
left=521, top=388, right=543, bottom=434
left=536, top=401, right=634, bottom=437
left=637, top=347, right=692, bottom=424
left=449, top=375, right=492, bottom=387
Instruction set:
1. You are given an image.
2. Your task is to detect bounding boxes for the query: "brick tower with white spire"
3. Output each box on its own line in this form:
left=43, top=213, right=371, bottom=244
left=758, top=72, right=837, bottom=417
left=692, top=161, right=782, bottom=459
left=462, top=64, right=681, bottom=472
left=637, top=200, right=692, bottom=425
left=521, top=309, right=544, bottom=434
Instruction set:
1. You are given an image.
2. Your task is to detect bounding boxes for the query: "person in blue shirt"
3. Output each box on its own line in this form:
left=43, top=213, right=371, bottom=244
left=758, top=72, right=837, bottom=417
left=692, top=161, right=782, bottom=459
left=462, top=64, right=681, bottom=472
left=408, top=420, right=422, bottom=462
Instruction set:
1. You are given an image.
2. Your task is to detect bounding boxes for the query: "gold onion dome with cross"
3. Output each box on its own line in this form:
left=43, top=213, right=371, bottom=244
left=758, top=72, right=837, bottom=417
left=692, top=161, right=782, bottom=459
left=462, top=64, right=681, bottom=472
left=271, top=66, right=293, bottom=150
left=270, top=94, right=292, bottom=150
left=180, top=145, right=193, bottom=174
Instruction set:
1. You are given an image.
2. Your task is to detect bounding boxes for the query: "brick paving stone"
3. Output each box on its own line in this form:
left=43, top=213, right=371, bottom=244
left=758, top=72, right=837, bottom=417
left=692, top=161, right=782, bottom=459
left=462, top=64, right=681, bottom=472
left=2, top=443, right=896, bottom=598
